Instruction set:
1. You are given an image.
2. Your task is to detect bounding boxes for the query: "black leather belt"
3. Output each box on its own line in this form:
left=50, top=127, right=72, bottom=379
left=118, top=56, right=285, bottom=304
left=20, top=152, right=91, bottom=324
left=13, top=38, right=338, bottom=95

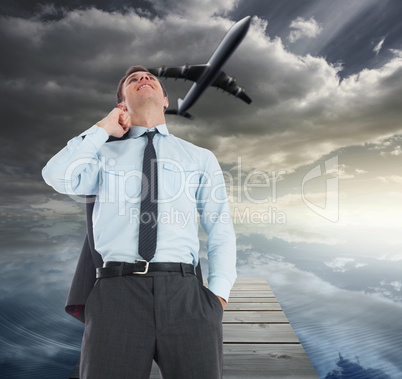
left=96, top=260, right=195, bottom=279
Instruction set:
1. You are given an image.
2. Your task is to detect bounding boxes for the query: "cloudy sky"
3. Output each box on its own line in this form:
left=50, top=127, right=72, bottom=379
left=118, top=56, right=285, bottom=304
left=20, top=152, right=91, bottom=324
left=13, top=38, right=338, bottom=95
left=1, top=0, right=401, bottom=378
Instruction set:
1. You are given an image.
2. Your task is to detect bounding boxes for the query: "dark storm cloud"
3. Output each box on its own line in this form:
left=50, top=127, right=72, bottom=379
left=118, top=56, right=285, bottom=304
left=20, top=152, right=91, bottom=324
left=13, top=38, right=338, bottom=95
left=230, top=0, right=402, bottom=78
left=1, top=193, right=86, bottom=262
left=0, top=0, right=157, bottom=19
left=1, top=1, right=402, bottom=190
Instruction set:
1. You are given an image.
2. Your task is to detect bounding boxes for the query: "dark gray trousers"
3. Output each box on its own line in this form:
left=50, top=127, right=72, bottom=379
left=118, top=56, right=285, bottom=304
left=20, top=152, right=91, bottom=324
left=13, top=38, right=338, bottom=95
left=80, top=270, right=223, bottom=379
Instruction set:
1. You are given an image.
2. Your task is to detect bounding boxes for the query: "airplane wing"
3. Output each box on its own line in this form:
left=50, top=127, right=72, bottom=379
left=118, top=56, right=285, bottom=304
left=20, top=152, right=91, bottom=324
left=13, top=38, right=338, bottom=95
left=148, top=64, right=208, bottom=82
left=148, top=65, right=252, bottom=104
left=211, top=70, right=252, bottom=104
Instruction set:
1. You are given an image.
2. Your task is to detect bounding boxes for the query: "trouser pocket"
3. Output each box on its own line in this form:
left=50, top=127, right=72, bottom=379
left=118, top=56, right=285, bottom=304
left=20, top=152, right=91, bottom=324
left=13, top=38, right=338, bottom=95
left=198, top=281, right=224, bottom=319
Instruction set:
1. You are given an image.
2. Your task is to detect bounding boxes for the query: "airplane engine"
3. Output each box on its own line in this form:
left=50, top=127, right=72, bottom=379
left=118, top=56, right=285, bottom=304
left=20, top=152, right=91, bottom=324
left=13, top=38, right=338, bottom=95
left=181, top=64, right=190, bottom=77
left=235, top=87, right=245, bottom=97
left=158, top=66, right=167, bottom=77
left=226, top=76, right=236, bottom=87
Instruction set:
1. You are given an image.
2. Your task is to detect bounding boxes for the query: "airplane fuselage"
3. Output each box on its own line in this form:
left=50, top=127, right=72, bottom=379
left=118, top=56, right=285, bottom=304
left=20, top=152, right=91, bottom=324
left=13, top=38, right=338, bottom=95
left=178, top=16, right=251, bottom=114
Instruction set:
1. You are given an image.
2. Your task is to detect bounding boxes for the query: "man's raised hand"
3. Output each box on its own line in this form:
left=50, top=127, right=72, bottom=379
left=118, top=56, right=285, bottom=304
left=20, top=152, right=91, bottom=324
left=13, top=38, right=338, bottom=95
left=96, top=108, right=132, bottom=138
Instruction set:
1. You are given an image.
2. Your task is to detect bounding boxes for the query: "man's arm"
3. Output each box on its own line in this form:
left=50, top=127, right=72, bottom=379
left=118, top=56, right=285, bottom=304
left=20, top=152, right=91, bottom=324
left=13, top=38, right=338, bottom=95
left=197, top=150, right=237, bottom=310
left=42, top=108, right=131, bottom=195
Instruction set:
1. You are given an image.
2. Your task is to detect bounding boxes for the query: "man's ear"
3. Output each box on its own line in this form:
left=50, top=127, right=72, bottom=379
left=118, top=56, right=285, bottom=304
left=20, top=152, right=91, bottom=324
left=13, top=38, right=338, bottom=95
left=118, top=102, right=127, bottom=112
left=164, top=97, right=169, bottom=110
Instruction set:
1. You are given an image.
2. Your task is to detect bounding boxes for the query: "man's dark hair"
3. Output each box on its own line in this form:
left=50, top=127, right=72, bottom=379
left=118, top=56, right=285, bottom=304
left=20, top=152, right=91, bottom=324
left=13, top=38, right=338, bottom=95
left=116, top=65, right=168, bottom=106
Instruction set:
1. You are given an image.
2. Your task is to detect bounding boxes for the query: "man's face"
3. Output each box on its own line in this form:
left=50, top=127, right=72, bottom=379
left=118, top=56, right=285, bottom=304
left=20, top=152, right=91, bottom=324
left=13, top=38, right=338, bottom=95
left=120, top=71, right=168, bottom=113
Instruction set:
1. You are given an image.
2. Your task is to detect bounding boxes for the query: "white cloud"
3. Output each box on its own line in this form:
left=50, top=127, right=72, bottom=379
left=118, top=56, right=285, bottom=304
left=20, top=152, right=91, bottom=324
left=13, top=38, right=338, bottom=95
left=391, top=146, right=402, bottom=156
left=355, top=168, right=368, bottom=174
left=380, top=145, right=402, bottom=157
left=324, top=257, right=355, bottom=272
left=148, top=0, right=239, bottom=18
left=373, top=36, right=386, bottom=55
left=377, top=175, right=402, bottom=184
left=376, top=252, right=402, bottom=261
left=288, top=17, right=322, bottom=43
left=355, top=263, right=368, bottom=268
left=390, top=281, right=402, bottom=291
left=30, top=198, right=82, bottom=216
left=335, top=164, right=355, bottom=179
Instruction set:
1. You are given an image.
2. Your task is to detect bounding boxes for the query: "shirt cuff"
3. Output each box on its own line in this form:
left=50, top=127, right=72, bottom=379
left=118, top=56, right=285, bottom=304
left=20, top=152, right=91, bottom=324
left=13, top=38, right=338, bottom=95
left=207, top=277, right=233, bottom=303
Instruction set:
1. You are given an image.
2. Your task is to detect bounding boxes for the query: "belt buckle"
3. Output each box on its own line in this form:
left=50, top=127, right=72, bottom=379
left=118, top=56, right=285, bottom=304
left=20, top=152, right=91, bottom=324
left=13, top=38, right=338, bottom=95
left=133, top=259, right=149, bottom=275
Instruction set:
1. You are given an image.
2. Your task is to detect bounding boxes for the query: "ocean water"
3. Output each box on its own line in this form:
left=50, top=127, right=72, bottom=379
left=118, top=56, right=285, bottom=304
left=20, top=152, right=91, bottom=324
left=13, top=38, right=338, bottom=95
left=1, top=226, right=401, bottom=378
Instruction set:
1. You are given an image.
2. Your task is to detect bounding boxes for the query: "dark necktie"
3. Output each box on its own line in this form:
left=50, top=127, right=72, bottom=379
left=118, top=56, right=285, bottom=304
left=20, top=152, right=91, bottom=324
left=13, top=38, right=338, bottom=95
left=138, top=131, right=158, bottom=262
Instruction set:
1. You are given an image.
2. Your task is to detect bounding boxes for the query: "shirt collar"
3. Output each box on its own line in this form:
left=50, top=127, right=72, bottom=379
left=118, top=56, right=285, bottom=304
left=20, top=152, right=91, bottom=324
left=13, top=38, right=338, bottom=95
left=128, top=123, right=169, bottom=139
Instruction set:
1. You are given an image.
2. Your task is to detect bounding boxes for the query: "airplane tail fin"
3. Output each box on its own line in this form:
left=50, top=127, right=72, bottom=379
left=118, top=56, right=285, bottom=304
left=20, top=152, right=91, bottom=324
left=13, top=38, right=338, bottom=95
left=181, top=111, right=194, bottom=120
left=165, top=98, right=194, bottom=120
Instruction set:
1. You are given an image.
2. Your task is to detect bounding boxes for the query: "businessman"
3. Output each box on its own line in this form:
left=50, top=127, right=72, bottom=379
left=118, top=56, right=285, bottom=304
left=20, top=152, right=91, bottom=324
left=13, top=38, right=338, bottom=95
left=42, top=65, right=236, bottom=379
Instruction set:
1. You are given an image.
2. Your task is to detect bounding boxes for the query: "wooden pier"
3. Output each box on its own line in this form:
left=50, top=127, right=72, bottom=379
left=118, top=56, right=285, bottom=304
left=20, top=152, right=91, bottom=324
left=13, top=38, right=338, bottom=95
left=71, top=278, right=318, bottom=378
left=152, top=277, right=318, bottom=378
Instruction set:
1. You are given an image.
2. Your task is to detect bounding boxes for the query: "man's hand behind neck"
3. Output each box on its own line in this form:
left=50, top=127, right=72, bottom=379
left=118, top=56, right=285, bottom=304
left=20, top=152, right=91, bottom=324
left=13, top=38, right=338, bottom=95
left=96, top=108, right=132, bottom=138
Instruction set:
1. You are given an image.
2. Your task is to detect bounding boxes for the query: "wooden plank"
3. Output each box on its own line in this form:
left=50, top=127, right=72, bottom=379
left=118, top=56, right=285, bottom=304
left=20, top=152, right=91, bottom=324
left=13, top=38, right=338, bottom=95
left=229, top=291, right=274, bottom=298
left=230, top=287, right=272, bottom=290
left=204, top=278, right=272, bottom=289
left=234, top=278, right=270, bottom=283
left=231, top=287, right=273, bottom=290
left=230, top=290, right=275, bottom=297
left=231, top=284, right=271, bottom=290
left=222, top=344, right=319, bottom=378
left=151, top=345, right=319, bottom=378
left=233, top=278, right=268, bottom=283
left=226, top=302, right=282, bottom=311
left=150, top=363, right=160, bottom=378
left=229, top=297, right=277, bottom=303
left=231, top=290, right=273, bottom=294
left=223, top=324, right=299, bottom=343
left=230, top=297, right=278, bottom=304
left=204, top=278, right=268, bottom=284
left=223, top=310, right=289, bottom=324
left=150, top=344, right=319, bottom=378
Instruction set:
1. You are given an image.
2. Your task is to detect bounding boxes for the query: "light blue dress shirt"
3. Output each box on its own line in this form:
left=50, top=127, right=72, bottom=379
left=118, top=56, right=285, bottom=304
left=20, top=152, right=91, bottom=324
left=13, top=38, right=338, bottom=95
left=42, top=123, right=237, bottom=301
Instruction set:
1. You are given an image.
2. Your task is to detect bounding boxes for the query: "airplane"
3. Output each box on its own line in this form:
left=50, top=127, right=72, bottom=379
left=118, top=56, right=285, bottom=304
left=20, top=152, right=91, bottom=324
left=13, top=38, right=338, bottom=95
left=148, top=16, right=252, bottom=120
